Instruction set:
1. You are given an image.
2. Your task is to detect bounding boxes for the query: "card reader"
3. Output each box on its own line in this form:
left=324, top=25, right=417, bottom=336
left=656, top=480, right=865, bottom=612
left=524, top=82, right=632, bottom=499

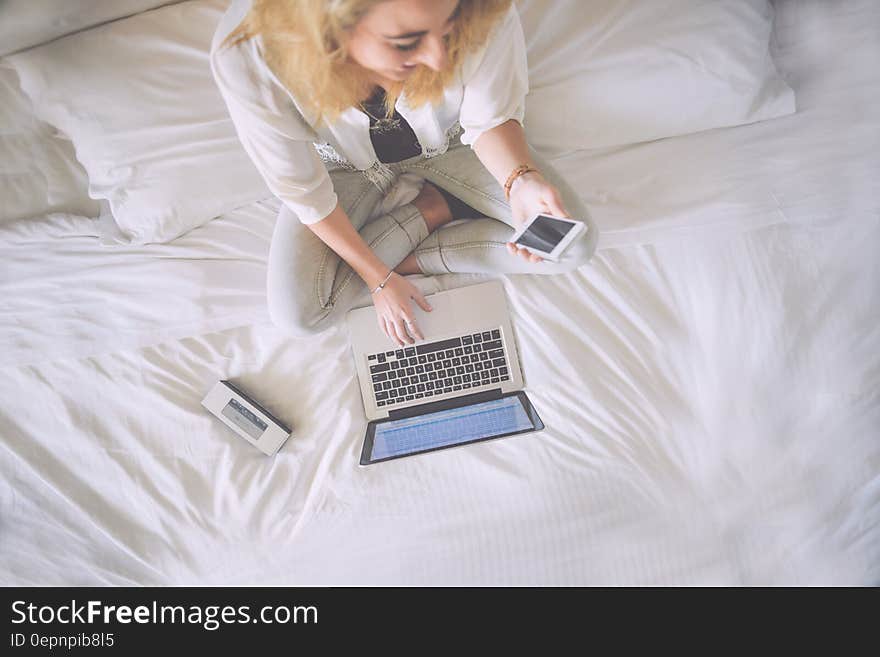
left=201, top=380, right=291, bottom=456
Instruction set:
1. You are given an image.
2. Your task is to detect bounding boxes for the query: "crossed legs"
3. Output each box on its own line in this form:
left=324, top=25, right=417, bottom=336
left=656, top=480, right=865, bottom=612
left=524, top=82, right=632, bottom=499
left=266, top=141, right=598, bottom=337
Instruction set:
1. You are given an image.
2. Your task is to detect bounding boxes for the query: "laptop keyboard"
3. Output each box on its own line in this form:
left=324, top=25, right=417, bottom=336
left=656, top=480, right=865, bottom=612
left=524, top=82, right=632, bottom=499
left=366, top=328, right=511, bottom=408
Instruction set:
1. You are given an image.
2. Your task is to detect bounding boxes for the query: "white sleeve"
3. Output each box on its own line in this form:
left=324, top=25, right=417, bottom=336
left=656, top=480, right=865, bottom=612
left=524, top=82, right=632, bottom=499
left=458, top=3, right=530, bottom=148
left=210, top=39, right=338, bottom=224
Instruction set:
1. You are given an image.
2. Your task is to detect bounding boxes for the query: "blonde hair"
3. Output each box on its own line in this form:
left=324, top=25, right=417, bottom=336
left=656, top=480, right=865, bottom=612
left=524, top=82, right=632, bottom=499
left=221, top=0, right=512, bottom=128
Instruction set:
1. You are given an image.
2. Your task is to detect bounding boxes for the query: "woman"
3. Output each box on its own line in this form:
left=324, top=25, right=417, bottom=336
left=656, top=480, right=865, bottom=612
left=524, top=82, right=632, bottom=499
left=211, top=0, right=598, bottom=347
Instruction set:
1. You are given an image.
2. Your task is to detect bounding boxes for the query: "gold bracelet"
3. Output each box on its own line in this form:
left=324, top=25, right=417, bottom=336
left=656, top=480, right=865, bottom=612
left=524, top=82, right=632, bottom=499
left=370, top=269, right=394, bottom=294
left=504, top=164, right=539, bottom=201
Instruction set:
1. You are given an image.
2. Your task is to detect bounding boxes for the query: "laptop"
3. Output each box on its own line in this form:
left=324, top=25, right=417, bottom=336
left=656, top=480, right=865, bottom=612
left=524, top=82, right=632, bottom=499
left=346, top=279, right=544, bottom=465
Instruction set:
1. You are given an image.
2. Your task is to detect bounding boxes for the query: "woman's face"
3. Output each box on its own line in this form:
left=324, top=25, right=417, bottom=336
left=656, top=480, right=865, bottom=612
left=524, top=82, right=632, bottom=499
left=345, top=0, right=461, bottom=83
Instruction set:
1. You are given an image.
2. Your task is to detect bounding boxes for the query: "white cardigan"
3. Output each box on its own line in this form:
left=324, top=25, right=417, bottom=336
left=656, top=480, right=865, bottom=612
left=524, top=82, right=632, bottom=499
left=210, top=0, right=529, bottom=224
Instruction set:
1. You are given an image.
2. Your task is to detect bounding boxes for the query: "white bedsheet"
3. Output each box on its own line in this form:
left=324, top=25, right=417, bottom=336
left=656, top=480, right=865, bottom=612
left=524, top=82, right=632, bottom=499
left=1, top=0, right=878, bottom=585
left=2, top=214, right=877, bottom=585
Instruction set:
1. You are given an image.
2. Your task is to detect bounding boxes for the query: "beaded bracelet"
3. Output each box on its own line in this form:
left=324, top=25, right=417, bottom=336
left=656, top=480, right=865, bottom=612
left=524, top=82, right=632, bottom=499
left=504, top=164, right=539, bottom=201
left=370, top=269, right=394, bottom=294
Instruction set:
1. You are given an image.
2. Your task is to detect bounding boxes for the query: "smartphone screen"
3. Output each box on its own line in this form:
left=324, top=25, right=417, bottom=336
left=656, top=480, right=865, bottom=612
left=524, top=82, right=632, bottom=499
left=514, top=215, right=577, bottom=253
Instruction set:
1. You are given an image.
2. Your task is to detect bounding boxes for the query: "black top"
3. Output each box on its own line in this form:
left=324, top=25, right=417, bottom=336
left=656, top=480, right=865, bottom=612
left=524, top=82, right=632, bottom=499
left=361, top=86, right=422, bottom=164
left=359, top=86, right=486, bottom=220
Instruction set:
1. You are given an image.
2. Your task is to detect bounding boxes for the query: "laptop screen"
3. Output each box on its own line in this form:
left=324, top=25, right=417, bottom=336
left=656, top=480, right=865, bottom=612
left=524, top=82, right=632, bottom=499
left=362, top=392, right=543, bottom=464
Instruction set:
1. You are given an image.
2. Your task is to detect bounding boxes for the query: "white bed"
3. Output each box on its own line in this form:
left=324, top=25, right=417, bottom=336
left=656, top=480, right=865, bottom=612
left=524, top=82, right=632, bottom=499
left=1, top=0, right=878, bottom=585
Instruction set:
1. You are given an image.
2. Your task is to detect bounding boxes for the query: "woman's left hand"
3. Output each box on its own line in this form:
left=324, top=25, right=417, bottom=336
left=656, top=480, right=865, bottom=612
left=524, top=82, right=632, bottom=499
left=506, top=171, right=570, bottom=263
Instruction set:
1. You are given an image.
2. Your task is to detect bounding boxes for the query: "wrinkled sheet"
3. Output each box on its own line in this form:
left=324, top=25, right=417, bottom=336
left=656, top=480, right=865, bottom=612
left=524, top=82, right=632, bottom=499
left=1, top=0, right=878, bottom=584
left=2, top=212, right=877, bottom=585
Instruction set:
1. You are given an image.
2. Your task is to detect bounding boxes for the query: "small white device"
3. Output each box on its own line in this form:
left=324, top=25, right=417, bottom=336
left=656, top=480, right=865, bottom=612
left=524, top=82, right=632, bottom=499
left=509, top=213, right=586, bottom=262
left=201, top=380, right=291, bottom=456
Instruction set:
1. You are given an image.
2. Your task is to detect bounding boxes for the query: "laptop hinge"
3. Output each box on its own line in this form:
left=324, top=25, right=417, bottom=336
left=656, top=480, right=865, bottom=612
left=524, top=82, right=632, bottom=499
left=387, top=388, right=504, bottom=420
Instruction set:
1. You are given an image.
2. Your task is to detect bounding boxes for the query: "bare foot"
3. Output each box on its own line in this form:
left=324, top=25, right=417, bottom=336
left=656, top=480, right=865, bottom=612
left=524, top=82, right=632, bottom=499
left=412, top=181, right=453, bottom=232
left=396, top=182, right=451, bottom=277
left=394, top=252, right=422, bottom=276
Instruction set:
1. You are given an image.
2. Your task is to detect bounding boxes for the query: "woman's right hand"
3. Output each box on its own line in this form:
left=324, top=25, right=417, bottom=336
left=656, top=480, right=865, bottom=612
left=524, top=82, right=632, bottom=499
left=372, top=272, right=433, bottom=347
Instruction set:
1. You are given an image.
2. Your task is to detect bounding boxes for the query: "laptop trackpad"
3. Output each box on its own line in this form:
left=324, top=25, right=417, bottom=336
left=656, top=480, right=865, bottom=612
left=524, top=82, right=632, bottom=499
left=410, top=284, right=505, bottom=338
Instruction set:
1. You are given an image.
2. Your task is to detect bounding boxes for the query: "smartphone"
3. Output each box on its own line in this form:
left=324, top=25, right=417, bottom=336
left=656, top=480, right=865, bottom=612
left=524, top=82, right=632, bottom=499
left=509, top=213, right=586, bottom=262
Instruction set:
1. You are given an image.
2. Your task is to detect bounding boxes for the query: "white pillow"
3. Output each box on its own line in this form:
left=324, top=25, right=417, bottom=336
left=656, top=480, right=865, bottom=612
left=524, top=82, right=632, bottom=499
left=517, top=0, right=796, bottom=154
left=6, top=0, right=270, bottom=244
left=0, top=65, right=102, bottom=223
left=0, top=1, right=188, bottom=56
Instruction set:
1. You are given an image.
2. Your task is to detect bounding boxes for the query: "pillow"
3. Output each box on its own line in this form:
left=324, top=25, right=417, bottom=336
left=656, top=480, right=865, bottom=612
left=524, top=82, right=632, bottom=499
left=6, top=0, right=270, bottom=244
left=516, top=0, right=796, bottom=155
left=0, top=64, right=102, bottom=223
left=0, top=0, right=188, bottom=56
